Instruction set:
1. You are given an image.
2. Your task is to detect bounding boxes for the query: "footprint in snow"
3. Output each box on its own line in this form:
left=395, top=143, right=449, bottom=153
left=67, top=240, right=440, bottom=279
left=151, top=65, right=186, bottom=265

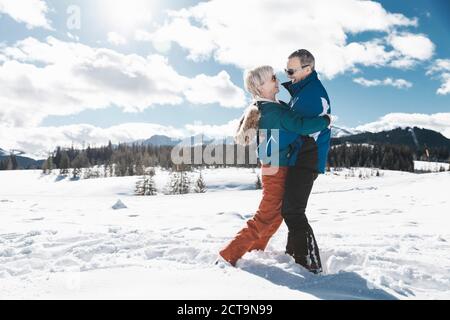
left=216, top=212, right=246, bottom=220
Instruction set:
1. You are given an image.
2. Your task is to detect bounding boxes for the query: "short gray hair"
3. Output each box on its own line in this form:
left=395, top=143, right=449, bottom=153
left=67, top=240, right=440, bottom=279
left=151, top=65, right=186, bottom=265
left=244, top=65, right=274, bottom=99
left=289, top=49, right=315, bottom=70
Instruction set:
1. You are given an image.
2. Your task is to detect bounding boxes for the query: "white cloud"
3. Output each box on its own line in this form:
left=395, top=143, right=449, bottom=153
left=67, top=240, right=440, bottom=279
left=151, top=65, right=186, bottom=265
left=0, top=123, right=185, bottom=158
left=0, top=0, right=51, bottom=29
left=3, top=112, right=450, bottom=158
left=0, top=120, right=241, bottom=158
left=428, top=59, right=450, bottom=74
left=353, top=77, right=412, bottom=89
left=138, top=0, right=431, bottom=79
left=427, top=59, right=450, bottom=95
left=388, top=32, right=435, bottom=60
left=107, top=32, right=127, bottom=46
left=0, top=36, right=247, bottom=128
left=186, top=71, right=246, bottom=108
left=389, top=57, right=416, bottom=69
left=184, top=119, right=240, bottom=140
left=135, top=29, right=173, bottom=54
left=355, top=113, right=450, bottom=138
left=436, top=73, right=450, bottom=95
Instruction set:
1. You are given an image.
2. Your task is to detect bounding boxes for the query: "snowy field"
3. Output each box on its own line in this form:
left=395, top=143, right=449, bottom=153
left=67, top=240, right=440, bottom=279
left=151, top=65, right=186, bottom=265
left=0, top=167, right=449, bottom=300
left=414, top=160, right=449, bottom=172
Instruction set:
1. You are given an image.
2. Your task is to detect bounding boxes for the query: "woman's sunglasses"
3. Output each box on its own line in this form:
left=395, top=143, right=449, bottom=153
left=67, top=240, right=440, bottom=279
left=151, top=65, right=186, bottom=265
left=285, top=65, right=310, bottom=76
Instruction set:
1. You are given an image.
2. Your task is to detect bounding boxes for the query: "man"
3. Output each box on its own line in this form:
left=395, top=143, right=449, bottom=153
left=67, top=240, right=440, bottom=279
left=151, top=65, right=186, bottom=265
left=281, top=49, right=331, bottom=274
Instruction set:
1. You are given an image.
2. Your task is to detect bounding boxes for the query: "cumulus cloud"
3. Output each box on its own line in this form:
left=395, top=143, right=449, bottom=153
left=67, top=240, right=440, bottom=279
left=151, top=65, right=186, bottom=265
left=0, top=0, right=51, bottom=29
left=2, top=112, right=450, bottom=157
left=353, top=77, right=412, bottom=89
left=0, top=36, right=247, bottom=128
left=355, top=113, right=450, bottom=138
left=107, top=32, right=127, bottom=46
left=137, top=0, right=433, bottom=78
left=185, top=71, right=246, bottom=108
left=427, top=59, right=450, bottom=95
left=184, top=119, right=240, bottom=139
left=0, top=123, right=186, bottom=158
left=388, top=32, right=435, bottom=61
left=0, top=120, right=241, bottom=158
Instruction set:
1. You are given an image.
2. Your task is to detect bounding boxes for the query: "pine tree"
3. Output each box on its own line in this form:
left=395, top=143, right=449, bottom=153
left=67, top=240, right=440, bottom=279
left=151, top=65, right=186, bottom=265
left=194, top=172, right=207, bottom=193
left=103, top=164, right=109, bottom=178
left=84, top=167, right=93, bottom=179
left=135, top=173, right=157, bottom=196
left=0, top=159, right=6, bottom=170
left=135, top=176, right=145, bottom=196
left=59, top=151, right=70, bottom=175
left=72, top=167, right=81, bottom=180
left=42, top=157, right=51, bottom=174
left=168, top=169, right=190, bottom=195
left=144, top=175, right=157, bottom=195
left=6, top=155, right=18, bottom=170
left=72, top=152, right=90, bottom=169
left=71, top=152, right=89, bottom=179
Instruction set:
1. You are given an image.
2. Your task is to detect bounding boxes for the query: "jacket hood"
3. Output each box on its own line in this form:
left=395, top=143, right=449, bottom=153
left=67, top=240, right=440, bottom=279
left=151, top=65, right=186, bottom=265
left=282, top=71, right=318, bottom=96
left=235, top=103, right=261, bottom=146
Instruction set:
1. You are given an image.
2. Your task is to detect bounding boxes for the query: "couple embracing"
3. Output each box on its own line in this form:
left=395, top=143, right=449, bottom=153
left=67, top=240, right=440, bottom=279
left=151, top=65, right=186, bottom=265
left=219, top=49, right=332, bottom=274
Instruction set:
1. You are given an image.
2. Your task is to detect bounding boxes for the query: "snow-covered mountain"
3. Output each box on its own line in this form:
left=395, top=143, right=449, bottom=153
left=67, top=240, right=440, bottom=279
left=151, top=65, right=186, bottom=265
left=0, top=147, right=45, bottom=169
left=0, top=147, right=45, bottom=161
left=332, top=127, right=450, bottom=150
left=3, top=124, right=449, bottom=160
left=0, top=147, right=8, bottom=157
left=139, top=128, right=359, bottom=147
left=331, top=126, right=362, bottom=138
left=140, top=135, right=182, bottom=146
left=137, top=134, right=230, bottom=147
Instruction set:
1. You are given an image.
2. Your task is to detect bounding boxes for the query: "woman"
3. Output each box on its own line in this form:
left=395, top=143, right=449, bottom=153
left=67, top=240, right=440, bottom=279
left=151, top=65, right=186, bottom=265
left=218, top=66, right=330, bottom=266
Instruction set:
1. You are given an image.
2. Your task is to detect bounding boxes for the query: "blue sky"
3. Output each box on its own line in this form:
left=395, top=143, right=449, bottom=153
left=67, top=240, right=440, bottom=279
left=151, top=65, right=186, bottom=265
left=0, top=0, right=449, bottom=155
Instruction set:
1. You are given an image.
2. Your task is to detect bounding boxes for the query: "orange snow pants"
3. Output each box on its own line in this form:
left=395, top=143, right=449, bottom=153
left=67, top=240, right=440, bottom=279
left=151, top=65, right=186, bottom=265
left=219, top=166, right=288, bottom=266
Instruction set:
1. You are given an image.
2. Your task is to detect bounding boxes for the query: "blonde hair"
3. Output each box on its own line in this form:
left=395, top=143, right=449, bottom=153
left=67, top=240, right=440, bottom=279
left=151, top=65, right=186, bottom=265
left=244, top=65, right=274, bottom=99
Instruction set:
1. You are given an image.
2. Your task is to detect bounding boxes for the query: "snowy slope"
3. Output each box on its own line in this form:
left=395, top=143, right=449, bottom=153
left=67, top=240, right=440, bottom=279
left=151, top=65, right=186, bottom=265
left=414, top=161, right=449, bottom=172
left=0, top=168, right=449, bottom=299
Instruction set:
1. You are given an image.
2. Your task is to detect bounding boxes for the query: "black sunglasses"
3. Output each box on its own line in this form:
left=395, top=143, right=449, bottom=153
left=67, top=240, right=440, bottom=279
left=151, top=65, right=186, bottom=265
left=285, top=65, right=310, bottom=76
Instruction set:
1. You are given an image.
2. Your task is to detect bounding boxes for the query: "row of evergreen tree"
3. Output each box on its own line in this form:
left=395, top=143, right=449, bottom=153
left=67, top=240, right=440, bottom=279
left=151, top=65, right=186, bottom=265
left=2, top=141, right=449, bottom=173
left=328, top=143, right=416, bottom=172
left=37, top=142, right=258, bottom=176
left=0, top=154, right=18, bottom=170
left=135, top=168, right=263, bottom=196
left=134, top=168, right=208, bottom=196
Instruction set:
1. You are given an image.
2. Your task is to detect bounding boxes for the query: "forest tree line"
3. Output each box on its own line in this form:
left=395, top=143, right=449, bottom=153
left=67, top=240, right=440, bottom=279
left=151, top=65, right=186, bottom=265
left=1, top=140, right=449, bottom=174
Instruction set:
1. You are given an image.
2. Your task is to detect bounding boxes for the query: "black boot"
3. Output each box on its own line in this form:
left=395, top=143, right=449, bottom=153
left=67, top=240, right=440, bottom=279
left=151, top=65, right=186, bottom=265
left=288, top=225, right=322, bottom=274
left=305, top=225, right=322, bottom=274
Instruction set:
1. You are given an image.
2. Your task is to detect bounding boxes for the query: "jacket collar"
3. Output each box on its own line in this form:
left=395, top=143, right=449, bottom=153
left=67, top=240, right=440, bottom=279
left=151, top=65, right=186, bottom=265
left=254, top=98, right=290, bottom=110
left=282, top=70, right=318, bottom=96
left=254, top=97, right=280, bottom=104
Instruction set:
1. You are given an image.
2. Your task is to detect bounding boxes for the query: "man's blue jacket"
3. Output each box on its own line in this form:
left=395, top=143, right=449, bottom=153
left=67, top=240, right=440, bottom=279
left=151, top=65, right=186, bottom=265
left=282, top=71, right=331, bottom=173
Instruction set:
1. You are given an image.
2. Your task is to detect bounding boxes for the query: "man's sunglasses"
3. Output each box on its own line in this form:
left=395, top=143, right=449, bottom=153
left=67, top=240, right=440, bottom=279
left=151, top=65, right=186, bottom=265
left=285, top=65, right=310, bottom=76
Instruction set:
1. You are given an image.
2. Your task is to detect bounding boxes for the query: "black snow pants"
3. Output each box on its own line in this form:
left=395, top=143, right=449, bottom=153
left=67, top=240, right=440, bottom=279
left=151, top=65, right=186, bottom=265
left=281, top=136, right=322, bottom=274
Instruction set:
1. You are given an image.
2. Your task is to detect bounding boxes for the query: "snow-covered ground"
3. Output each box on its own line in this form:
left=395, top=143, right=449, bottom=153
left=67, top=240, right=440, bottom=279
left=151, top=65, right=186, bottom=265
left=414, top=160, right=449, bottom=172
left=0, top=167, right=449, bottom=300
